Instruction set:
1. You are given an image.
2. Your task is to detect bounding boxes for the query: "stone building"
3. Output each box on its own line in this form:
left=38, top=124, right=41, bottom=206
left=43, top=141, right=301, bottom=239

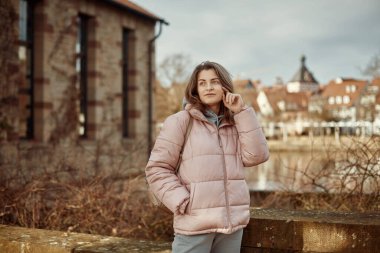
left=1, top=0, right=166, bottom=158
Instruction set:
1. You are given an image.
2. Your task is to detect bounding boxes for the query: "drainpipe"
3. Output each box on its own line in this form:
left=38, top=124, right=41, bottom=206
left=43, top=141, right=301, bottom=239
left=148, top=20, right=168, bottom=156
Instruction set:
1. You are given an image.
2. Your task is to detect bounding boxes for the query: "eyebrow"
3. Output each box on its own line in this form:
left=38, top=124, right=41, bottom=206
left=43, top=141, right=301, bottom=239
left=198, top=78, right=220, bottom=82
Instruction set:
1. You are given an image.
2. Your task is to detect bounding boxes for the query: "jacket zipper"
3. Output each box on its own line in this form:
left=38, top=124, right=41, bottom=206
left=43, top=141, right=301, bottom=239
left=217, top=127, right=232, bottom=230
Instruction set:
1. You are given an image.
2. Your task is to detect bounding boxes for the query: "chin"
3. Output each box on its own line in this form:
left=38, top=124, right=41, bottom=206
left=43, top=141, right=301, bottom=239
left=202, top=100, right=221, bottom=106
left=201, top=97, right=222, bottom=104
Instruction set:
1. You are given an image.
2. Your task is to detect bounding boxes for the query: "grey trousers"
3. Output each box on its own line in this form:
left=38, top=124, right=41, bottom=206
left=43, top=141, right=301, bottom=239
left=172, top=229, right=243, bottom=253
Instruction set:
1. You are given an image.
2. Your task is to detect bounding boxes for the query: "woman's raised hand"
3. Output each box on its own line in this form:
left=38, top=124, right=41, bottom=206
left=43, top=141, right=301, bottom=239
left=222, top=87, right=245, bottom=113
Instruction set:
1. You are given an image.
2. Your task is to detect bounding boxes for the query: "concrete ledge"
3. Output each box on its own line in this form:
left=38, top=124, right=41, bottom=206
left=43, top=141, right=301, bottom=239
left=242, top=208, right=380, bottom=253
left=0, top=225, right=171, bottom=253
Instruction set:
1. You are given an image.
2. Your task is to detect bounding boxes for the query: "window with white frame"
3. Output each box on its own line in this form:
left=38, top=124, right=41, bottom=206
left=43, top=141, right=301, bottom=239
left=336, top=96, right=342, bottom=104
left=343, top=95, right=350, bottom=104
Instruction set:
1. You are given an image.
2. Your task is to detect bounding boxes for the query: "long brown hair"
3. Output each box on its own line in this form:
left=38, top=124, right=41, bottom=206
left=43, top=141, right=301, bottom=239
left=185, top=61, right=235, bottom=124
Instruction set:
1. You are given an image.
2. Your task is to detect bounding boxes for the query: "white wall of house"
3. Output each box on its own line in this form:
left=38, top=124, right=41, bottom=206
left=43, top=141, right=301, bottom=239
left=287, top=82, right=319, bottom=93
left=332, top=107, right=356, bottom=121
left=257, top=91, right=273, bottom=116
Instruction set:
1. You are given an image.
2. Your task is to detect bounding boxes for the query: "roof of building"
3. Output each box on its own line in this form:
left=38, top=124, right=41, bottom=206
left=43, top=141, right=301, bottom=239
left=372, top=77, right=380, bottom=86
left=262, top=86, right=310, bottom=113
left=322, top=78, right=368, bottom=108
left=233, top=79, right=259, bottom=90
left=105, top=0, right=168, bottom=24
left=240, top=89, right=260, bottom=113
left=262, top=86, right=286, bottom=113
left=289, top=55, right=318, bottom=84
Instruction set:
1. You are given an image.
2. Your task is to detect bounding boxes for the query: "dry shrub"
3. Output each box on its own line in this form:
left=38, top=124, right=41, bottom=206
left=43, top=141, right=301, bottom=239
left=258, top=136, right=380, bottom=212
left=0, top=0, right=174, bottom=241
left=0, top=141, right=174, bottom=241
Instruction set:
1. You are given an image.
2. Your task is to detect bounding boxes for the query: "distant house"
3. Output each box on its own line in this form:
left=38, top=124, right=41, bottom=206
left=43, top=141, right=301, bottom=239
left=241, top=89, right=261, bottom=115
left=308, top=86, right=327, bottom=116
left=376, top=91, right=380, bottom=123
left=257, top=86, right=310, bottom=121
left=233, top=79, right=261, bottom=114
left=374, top=78, right=380, bottom=122
left=287, top=55, right=319, bottom=93
left=318, top=78, right=368, bottom=121
left=233, top=79, right=260, bottom=91
left=358, top=77, right=380, bottom=121
left=1, top=0, right=166, bottom=155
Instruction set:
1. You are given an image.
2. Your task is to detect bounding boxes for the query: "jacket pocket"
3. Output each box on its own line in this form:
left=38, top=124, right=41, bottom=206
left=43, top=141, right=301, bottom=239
left=190, top=181, right=226, bottom=210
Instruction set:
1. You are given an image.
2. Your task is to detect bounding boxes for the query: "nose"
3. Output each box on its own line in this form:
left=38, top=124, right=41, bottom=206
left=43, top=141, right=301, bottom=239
left=206, top=82, right=214, bottom=90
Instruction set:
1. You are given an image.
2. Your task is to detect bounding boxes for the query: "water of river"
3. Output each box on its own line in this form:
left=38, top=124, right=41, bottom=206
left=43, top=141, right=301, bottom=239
left=244, top=150, right=331, bottom=192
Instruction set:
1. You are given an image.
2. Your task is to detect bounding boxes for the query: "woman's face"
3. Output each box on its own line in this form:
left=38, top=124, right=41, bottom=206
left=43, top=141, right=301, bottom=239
left=197, top=69, right=224, bottom=113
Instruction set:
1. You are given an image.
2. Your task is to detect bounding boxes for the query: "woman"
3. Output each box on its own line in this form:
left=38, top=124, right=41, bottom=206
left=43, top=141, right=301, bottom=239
left=146, top=61, right=269, bottom=253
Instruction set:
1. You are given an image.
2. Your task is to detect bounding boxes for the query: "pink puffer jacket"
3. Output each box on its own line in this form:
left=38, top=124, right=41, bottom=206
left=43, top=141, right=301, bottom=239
left=146, top=104, right=269, bottom=235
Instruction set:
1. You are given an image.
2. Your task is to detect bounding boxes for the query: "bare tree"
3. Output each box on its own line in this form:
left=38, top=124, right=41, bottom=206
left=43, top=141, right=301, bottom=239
left=257, top=136, right=380, bottom=212
left=358, top=52, right=380, bottom=121
left=158, top=53, right=192, bottom=86
left=361, top=51, right=380, bottom=78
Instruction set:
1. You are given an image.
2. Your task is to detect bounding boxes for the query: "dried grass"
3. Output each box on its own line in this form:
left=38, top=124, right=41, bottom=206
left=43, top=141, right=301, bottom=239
left=0, top=141, right=173, bottom=241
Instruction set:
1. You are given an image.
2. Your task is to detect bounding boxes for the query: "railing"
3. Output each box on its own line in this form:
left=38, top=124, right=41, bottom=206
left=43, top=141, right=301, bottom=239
left=1, top=208, right=379, bottom=253
left=262, top=120, right=380, bottom=140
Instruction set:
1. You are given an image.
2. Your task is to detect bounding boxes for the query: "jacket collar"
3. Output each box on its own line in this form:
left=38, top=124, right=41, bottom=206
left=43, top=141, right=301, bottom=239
left=184, top=104, right=233, bottom=128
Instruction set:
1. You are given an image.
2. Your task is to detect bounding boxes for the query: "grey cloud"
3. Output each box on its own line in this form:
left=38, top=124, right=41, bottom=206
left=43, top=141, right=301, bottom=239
left=134, top=0, right=380, bottom=84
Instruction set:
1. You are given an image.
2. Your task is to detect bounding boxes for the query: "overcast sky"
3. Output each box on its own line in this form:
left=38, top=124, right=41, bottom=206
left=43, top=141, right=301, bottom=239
left=132, top=0, right=380, bottom=85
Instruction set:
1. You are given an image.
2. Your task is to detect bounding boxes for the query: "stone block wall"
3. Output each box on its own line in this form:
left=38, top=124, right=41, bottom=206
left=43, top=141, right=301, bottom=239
left=242, top=208, right=380, bottom=253
left=1, top=209, right=379, bottom=253
left=32, top=0, right=156, bottom=143
left=1, top=0, right=157, bottom=151
left=0, top=0, right=20, bottom=141
left=0, top=225, right=171, bottom=253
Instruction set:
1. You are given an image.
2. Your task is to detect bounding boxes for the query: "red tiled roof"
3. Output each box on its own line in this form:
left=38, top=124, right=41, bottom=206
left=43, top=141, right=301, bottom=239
left=233, top=79, right=259, bottom=90
left=372, top=77, right=380, bottom=86
left=108, top=0, right=166, bottom=23
left=322, top=79, right=368, bottom=108
left=262, top=86, right=310, bottom=113
left=239, top=90, right=260, bottom=112
left=263, top=86, right=286, bottom=113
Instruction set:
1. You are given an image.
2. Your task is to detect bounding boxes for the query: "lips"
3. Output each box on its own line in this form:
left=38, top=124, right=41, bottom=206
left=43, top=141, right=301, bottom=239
left=204, top=93, right=216, bottom=96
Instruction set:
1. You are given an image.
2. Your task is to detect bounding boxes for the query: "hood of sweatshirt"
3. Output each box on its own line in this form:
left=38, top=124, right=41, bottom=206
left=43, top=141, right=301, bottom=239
left=182, top=97, right=224, bottom=127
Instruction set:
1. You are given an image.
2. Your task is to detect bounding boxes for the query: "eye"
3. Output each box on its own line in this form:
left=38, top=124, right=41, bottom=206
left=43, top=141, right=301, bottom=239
left=211, top=79, right=220, bottom=85
left=198, top=81, right=205, bottom=86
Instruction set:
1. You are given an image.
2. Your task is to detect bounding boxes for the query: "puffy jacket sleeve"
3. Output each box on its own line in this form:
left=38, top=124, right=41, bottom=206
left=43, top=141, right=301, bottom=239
left=234, top=106, right=270, bottom=167
left=145, top=112, right=190, bottom=214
